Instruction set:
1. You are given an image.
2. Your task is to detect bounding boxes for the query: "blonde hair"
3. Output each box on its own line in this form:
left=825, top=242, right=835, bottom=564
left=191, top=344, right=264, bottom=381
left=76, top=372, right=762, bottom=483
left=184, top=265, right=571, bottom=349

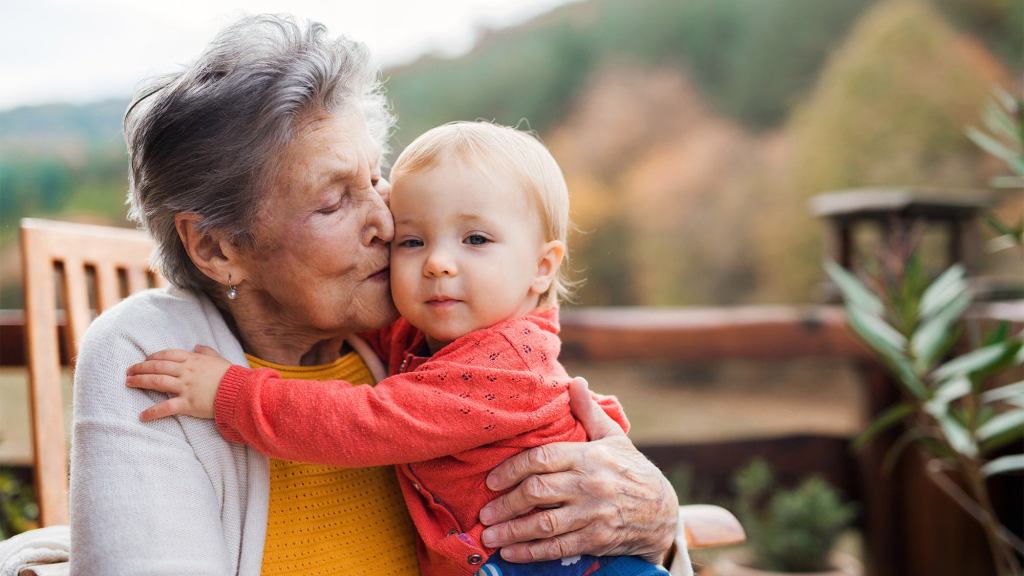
left=391, top=121, right=572, bottom=307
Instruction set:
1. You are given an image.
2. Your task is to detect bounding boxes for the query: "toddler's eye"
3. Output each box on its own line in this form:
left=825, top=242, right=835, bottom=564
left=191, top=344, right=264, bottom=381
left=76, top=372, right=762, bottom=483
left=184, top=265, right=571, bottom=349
left=398, top=238, right=423, bottom=248
left=464, top=234, right=490, bottom=246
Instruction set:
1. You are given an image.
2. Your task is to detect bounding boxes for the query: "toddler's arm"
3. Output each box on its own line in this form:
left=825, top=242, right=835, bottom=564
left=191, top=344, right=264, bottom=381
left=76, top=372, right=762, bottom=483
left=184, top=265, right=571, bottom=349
left=213, top=359, right=561, bottom=467
left=126, top=346, right=232, bottom=421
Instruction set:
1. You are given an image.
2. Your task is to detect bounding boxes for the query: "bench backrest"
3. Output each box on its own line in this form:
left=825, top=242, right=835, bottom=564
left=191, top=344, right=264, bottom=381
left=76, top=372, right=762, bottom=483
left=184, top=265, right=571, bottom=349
left=20, top=218, right=165, bottom=526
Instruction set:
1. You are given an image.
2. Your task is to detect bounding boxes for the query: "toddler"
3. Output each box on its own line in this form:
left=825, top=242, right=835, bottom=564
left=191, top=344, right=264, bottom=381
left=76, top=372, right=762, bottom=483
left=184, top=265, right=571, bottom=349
left=127, top=121, right=668, bottom=576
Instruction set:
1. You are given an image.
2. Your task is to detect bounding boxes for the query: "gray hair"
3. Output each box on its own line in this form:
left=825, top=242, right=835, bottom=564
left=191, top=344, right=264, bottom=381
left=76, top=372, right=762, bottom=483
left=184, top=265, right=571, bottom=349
left=125, top=14, right=394, bottom=294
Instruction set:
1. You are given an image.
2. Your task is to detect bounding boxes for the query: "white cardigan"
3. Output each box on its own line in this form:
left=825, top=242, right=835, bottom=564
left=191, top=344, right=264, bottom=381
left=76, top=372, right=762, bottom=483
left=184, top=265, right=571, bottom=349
left=69, top=287, right=385, bottom=576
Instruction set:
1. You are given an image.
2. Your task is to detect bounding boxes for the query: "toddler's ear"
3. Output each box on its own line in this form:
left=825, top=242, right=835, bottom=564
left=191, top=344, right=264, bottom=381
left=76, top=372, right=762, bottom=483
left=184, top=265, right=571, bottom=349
left=531, top=240, right=566, bottom=296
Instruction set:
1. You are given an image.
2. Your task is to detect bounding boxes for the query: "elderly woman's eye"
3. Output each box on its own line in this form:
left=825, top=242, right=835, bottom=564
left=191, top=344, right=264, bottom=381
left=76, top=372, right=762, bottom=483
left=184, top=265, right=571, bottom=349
left=316, top=195, right=346, bottom=215
left=464, top=234, right=490, bottom=246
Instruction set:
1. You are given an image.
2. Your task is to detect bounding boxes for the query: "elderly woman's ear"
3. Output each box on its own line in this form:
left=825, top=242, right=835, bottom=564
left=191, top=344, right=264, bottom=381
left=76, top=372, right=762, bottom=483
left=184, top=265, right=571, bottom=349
left=175, top=212, right=247, bottom=288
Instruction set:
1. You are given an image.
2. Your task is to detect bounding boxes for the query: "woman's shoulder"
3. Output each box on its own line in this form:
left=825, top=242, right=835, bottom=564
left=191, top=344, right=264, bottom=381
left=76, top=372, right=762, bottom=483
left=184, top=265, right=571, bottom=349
left=91, top=284, right=199, bottom=319
left=82, top=286, right=231, bottom=355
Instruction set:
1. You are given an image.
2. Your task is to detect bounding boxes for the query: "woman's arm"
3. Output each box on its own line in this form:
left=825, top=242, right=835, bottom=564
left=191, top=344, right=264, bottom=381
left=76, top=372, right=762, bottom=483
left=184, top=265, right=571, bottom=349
left=71, top=315, right=237, bottom=575
left=478, top=378, right=679, bottom=567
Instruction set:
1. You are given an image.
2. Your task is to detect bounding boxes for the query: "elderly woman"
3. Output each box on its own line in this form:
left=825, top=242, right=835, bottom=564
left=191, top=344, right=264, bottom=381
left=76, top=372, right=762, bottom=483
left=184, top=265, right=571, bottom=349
left=70, top=14, right=681, bottom=575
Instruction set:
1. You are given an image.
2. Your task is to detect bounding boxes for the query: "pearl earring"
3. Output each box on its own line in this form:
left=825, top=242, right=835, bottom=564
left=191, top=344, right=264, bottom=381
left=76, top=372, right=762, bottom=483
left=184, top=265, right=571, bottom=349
left=226, top=275, right=238, bottom=300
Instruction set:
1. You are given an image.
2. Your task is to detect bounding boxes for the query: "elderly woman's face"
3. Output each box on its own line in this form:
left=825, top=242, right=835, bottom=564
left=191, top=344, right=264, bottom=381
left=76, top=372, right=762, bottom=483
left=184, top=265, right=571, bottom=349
left=237, top=111, right=396, bottom=335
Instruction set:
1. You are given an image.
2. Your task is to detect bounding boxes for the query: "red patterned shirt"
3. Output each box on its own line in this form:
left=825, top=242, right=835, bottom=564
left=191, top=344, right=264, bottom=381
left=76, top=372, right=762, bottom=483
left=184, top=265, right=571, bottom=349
left=214, top=307, right=629, bottom=576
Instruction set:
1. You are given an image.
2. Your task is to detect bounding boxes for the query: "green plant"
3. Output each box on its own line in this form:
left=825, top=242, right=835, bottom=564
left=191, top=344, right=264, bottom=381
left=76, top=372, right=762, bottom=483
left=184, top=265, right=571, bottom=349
left=827, top=258, right=1024, bottom=576
left=966, top=87, right=1024, bottom=252
left=0, top=467, right=40, bottom=539
left=732, top=459, right=856, bottom=572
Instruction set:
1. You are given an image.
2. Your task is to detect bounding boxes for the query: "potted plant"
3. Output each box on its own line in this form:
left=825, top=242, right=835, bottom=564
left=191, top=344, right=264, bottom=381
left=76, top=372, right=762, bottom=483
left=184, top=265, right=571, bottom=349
left=826, top=256, right=1023, bottom=576
left=714, top=459, right=860, bottom=576
left=820, top=86, right=1024, bottom=576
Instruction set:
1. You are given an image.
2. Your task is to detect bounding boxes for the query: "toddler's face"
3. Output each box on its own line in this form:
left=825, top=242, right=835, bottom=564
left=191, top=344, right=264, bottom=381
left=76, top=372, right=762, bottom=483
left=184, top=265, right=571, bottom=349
left=389, top=158, right=551, bottom=351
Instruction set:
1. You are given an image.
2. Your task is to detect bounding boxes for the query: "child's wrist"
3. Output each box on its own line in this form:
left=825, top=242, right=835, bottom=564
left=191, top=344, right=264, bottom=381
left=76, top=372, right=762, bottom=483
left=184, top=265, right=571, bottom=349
left=214, top=365, right=250, bottom=443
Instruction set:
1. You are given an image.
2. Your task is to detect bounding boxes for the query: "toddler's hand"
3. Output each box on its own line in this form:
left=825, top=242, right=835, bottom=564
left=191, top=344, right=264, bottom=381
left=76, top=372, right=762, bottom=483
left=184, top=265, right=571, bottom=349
left=126, top=345, right=232, bottom=421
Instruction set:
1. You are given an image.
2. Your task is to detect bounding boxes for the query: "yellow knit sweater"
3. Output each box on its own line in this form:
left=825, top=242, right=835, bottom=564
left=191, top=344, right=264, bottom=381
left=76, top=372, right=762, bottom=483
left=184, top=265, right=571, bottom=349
left=247, top=351, right=419, bottom=575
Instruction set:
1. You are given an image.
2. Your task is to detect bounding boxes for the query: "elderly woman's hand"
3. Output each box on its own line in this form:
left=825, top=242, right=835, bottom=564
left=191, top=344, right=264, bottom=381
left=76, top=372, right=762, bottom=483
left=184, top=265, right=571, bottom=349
left=478, top=378, right=678, bottom=565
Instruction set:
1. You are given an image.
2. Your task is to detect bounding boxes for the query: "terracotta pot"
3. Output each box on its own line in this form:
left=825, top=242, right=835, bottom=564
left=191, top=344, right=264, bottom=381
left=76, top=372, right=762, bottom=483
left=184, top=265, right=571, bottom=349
left=712, top=551, right=862, bottom=576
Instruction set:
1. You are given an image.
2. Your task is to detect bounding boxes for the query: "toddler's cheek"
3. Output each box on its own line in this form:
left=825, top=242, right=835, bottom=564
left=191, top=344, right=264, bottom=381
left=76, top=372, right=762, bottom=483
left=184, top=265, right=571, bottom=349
left=389, top=265, right=418, bottom=316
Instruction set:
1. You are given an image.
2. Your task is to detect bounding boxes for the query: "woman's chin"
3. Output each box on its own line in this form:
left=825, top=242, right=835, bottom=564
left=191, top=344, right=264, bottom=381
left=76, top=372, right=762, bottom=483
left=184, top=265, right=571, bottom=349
left=364, top=300, right=400, bottom=330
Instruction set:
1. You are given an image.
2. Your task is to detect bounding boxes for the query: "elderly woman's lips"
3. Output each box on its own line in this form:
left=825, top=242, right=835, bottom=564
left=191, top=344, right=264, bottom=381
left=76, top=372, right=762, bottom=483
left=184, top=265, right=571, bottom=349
left=367, top=267, right=389, bottom=281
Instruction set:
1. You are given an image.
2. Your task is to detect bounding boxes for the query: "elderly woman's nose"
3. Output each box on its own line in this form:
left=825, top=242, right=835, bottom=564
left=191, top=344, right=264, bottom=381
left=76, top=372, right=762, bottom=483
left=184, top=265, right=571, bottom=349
left=375, top=177, right=392, bottom=206
left=361, top=193, right=394, bottom=245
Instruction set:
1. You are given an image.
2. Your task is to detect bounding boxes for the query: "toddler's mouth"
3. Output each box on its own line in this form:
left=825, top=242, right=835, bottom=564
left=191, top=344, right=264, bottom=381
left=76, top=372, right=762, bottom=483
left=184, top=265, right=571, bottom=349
left=426, top=296, right=461, bottom=308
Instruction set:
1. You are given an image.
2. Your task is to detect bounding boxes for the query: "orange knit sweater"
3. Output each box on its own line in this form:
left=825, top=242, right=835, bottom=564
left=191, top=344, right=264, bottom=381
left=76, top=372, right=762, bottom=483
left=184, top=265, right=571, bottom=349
left=250, top=352, right=419, bottom=575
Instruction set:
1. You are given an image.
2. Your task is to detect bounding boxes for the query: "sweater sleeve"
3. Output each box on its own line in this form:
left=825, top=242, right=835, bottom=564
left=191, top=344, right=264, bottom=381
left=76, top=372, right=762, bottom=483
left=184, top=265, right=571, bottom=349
left=215, top=341, right=568, bottom=467
left=70, top=309, right=233, bottom=575
left=591, top=391, right=631, bottom=435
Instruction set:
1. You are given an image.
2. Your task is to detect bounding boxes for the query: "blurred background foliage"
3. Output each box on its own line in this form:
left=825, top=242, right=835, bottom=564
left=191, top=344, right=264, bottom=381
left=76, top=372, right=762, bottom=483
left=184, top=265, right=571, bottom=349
left=0, top=0, right=1021, bottom=308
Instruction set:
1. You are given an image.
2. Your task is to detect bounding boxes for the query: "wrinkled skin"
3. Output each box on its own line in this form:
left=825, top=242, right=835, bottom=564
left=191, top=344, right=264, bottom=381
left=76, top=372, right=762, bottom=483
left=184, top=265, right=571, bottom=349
left=480, top=378, right=678, bottom=564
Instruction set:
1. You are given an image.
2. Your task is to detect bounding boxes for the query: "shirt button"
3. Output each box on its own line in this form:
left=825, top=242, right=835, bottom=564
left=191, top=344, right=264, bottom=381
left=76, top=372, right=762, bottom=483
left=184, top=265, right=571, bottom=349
left=467, top=554, right=483, bottom=565
left=412, top=483, right=420, bottom=490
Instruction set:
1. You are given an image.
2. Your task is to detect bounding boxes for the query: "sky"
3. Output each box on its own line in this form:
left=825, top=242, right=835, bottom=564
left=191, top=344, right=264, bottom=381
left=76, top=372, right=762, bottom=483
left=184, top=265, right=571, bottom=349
left=1, top=0, right=577, bottom=111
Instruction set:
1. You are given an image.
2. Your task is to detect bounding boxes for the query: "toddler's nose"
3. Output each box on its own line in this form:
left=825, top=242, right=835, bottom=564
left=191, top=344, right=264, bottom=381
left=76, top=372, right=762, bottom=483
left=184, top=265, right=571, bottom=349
left=424, top=249, right=456, bottom=277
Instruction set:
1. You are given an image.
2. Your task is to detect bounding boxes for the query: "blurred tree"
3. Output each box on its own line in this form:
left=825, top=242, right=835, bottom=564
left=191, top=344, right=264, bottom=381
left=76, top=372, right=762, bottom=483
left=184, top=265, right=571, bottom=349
left=753, top=0, right=1010, bottom=303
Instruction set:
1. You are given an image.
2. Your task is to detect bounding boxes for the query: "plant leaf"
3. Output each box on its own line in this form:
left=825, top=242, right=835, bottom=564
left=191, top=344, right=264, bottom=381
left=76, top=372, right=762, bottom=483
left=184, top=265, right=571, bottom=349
left=982, top=380, right=1024, bottom=404
left=912, top=291, right=970, bottom=368
left=917, top=436, right=957, bottom=461
left=967, top=126, right=1024, bottom=173
left=929, top=377, right=971, bottom=409
left=846, top=305, right=907, bottom=352
left=982, top=102, right=1021, bottom=143
left=919, top=264, right=967, bottom=320
left=977, top=409, right=1024, bottom=442
left=983, top=322, right=1011, bottom=347
left=982, top=455, right=1024, bottom=477
left=985, top=213, right=1022, bottom=237
left=854, top=402, right=914, bottom=450
left=936, top=412, right=977, bottom=457
left=991, top=86, right=1019, bottom=112
left=981, top=426, right=1024, bottom=454
left=845, top=307, right=927, bottom=399
left=933, top=341, right=1019, bottom=383
left=825, top=261, right=884, bottom=315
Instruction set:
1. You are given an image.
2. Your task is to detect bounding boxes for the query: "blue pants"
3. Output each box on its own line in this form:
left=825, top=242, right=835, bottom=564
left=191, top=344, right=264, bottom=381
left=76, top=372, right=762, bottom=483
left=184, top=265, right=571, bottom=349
left=476, top=554, right=669, bottom=576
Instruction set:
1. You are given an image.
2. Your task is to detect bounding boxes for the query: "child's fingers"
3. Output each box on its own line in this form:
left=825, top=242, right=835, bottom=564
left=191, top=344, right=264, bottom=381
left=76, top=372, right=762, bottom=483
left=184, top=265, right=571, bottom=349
left=139, top=397, right=190, bottom=422
left=126, top=360, right=184, bottom=377
left=194, top=345, right=220, bottom=357
left=145, top=349, right=193, bottom=362
left=126, top=374, right=182, bottom=395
